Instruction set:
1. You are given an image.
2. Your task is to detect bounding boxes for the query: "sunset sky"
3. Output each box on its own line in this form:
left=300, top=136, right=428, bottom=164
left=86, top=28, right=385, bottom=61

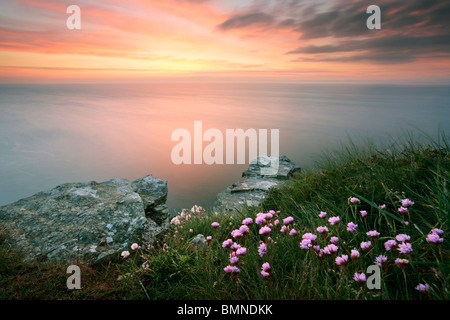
left=1, top=0, right=450, bottom=83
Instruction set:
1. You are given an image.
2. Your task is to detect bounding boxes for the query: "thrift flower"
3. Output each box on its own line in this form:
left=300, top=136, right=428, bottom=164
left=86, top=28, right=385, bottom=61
left=236, top=247, right=247, bottom=256
left=353, top=273, right=366, bottom=284
left=360, top=241, right=372, bottom=251
left=347, top=222, right=358, bottom=233
left=239, top=225, right=250, bottom=234
left=351, top=249, right=360, bottom=260
left=283, top=216, right=294, bottom=225
left=131, top=243, right=139, bottom=250
left=323, top=244, right=339, bottom=256
left=258, top=241, right=267, bottom=257
left=206, top=236, right=212, bottom=242
left=426, top=233, right=444, bottom=244
left=280, top=225, right=287, bottom=233
left=395, top=258, right=409, bottom=268
left=375, top=255, right=388, bottom=267
left=261, top=262, right=271, bottom=273
left=350, top=197, right=361, bottom=204
left=231, top=229, right=243, bottom=240
left=335, top=255, right=349, bottom=266
left=222, top=239, right=233, bottom=248
left=318, top=211, right=327, bottom=219
left=401, top=199, right=414, bottom=208
left=431, top=228, right=444, bottom=235
left=317, top=226, right=329, bottom=234
left=289, top=229, right=298, bottom=236
left=242, top=218, right=253, bottom=225
left=379, top=204, right=386, bottom=210
left=300, top=239, right=312, bottom=250
left=367, top=230, right=380, bottom=239
left=415, top=283, right=429, bottom=293
left=360, top=210, right=368, bottom=218
left=121, top=251, right=130, bottom=258
left=211, top=222, right=220, bottom=228
left=330, top=236, right=339, bottom=244
left=398, top=207, right=408, bottom=215
left=259, top=226, right=271, bottom=236
left=261, top=270, right=270, bottom=278
left=302, top=233, right=317, bottom=243
left=224, top=265, right=240, bottom=275
left=397, top=242, right=413, bottom=254
left=384, top=240, right=397, bottom=251
left=230, top=256, right=239, bottom=265
left=328, top=216, right=340, bottom=226
left=395, top=234, right=411, bottom=242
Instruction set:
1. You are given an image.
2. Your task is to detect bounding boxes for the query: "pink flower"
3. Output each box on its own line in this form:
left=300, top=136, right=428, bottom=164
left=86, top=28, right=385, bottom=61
left=335, top=255, right=349, bottom=266
left=289, top=229, right=298, bottom=236
left=330, top=236, right=339, bottom=244
left=431, top=228, right=444, bottom=235
left=121, top=251, right=130, bottom=258
left=360, top=210, right=368, bottom=218
left=274, top=219, right=280, bottom=226
left=206, top=236, right=212, bottom=242
left=415, top=283, right=429, bottom=293
left=351, top=249, right=360, bottom=260
left=236, top=247, right=247, bottom=256
left=347, top=222, right=358, bottom=232
left=426, top=233, right=444, bottom=244
left=242, top=218, right=253, bottom=225
left=255, top=215, right=266, bottom=225
left=230, top=256, right=239, bottom=265
left=395, top=234, right=411, bottom=242
left=239, top=225, right=250, bottom=234
left=350, top=197, right=361, bottom=204
left=222, top=239, right=233, bottom=248
left=259, top=226, right=271, bottom=236
left=211, top=222, right=220, bottom=228
left=384, top=240, right=397, bottom=251
left=261, top=262, right=271, bottom=272
left=375, top=255, right=388, bottom=267
left=379, top=204, right=386, bottom=210
left=366, top=230, right=380, bottom=238
left=318, top=211, right=327, bottom=219
left=398, top=207, right=408, bottom=215
left=316, top=226, right=329, bottom=234
left=280, top=225, right=287, bottom=233
left=283, top=216, right=294, bottom=225
left=328, top=216, right=340, bottom=226
left=224, top=265, right=240, bottom=275
left=230, top=243, right=241, bottom=251
left=360, top=241, right=372, bottom=251
left=302, top=233, right=317, bottom=243
left=261, top=270, right=270, bottom=278
left=231, top=229, right=244, bottom=240
left=397, top=242, right=413, bottom=254
left=395, top=258, right=409, bottom=268
left=323, top=244, right=339, bottom=256
left=401, top=199, right=414, bottom=208
left=258, top=241, right=267, bottom=257
left=300, top=239, right=312, bottom=250
left=131, top=243, right=139, bottom=250
left=353, top=272, right=366, bottom=284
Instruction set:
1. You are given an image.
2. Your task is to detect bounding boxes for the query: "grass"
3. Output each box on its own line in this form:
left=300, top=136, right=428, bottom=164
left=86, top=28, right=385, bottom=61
left=0, top=132, right=448, bottom=300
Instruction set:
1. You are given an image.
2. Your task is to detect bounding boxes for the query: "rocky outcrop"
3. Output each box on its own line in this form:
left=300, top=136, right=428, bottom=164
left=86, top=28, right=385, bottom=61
left=0, top=175, right=168, bottom=264
left=214, top=155, right=300, bottom=211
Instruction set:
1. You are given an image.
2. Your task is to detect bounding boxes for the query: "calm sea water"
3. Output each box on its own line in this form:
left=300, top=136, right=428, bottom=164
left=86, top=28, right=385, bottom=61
left=0, top=82, right=448, bottom=211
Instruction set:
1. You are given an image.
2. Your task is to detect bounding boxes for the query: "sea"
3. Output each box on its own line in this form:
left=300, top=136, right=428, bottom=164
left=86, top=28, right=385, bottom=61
left=0, top=82, right=448, bottom=212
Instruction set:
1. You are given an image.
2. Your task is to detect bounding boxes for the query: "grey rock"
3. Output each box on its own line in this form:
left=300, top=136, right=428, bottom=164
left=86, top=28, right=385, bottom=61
left=189, top=234, right=206, bottom=249
left=215, top=155, right=299, bottom=211
left=0, top=175, right=168, bottom=264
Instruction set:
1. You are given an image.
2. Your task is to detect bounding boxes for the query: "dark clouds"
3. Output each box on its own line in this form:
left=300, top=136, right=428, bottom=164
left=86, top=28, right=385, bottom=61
left=217, top=0, right=450, bottom=64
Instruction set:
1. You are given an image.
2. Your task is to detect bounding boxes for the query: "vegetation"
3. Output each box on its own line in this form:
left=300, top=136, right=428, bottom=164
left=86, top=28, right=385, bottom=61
left=1, top=133, right=448, bottom=300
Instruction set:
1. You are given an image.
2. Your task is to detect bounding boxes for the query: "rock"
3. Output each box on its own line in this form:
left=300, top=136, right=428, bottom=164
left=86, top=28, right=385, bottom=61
left=189, top=234, right=206, bottom=250
left=0, top=175, right=168, bottom=264
left=214, top=155, right=299, bottom=211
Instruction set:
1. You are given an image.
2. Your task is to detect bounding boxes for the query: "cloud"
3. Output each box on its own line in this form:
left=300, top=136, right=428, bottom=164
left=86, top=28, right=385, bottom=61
left=217, top=12, right=274, bottom=31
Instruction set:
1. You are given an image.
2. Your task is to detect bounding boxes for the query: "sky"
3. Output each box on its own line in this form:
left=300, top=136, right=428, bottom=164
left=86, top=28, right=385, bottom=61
left=1, top=0, right=450, bottom=83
